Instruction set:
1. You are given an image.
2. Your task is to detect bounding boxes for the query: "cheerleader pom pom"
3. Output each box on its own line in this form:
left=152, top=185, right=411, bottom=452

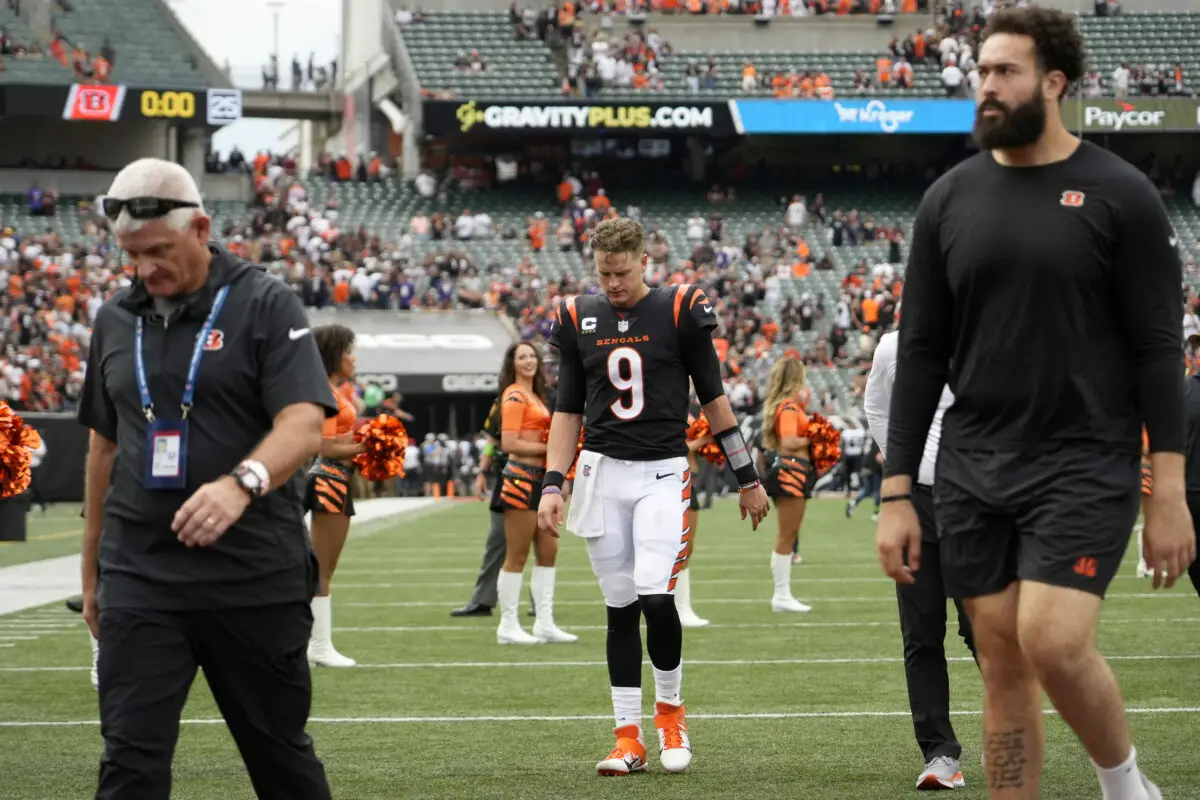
left=0, top=402, right=41, bottom=499
left=686, top=413, right=711, bottom=442
left=806, top=413, right=841, bottom=476
left=353, top=414, right=409, bottom=481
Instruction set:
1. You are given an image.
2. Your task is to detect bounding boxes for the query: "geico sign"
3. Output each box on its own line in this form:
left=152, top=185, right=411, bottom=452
left=1083, top=105, right=1166, bottom=131
left=442, top=374, right=499, bottom=393
left=456, top=101, right=713, bottom=132
left=354, top=334, right=494, bottom=350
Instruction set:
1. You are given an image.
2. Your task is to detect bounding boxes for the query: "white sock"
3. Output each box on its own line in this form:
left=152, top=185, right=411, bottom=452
left=770, top=552, right=792, bottom=598
left=611, top=686, right=643, bottom=737
left=1094, top=747, right=1148, bottom=800
left=310, top=595, right=332, bottom=648
left=674, top=569, right=694, bottom=611
left=653, top=664, right=683, bottom=707
left=496, top=570, right=523, bottom=619
left=1136, top=524, right=1145, bottom=564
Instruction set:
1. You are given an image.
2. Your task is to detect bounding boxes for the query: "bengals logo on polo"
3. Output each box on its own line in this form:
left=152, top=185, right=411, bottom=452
left=203, top=330, right=224, bottom=352
left=1060, top=190, right=1086, bottom=208
left=62, top=84, right=126, bottom=122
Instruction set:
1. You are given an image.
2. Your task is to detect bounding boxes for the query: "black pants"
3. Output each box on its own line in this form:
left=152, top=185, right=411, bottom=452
left=1185, top=495, right=1200, bottom=598
left=897, top=486, right=978, bottom=762
left=96, top=603, right=331, bottom=800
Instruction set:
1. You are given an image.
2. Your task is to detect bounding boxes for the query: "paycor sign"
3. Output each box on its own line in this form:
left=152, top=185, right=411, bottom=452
left=1083, top=104, right=1166, bottom=131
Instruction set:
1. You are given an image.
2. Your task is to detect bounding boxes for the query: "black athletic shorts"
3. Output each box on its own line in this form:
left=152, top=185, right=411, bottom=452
left=934, top=445, right=1140, bottom=599
left=304, top=458, right=356, bottom=517
left=765, top=455, right=815, bottom=500
left=489, top=460, right=545, bottom=513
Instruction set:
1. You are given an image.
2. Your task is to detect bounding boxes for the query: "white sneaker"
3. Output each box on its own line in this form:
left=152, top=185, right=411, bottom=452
left=1137, top=560, right=1153, bottom=578
left=532, top=622, right=578, bottom=643
left=917, top=755, right=965, bottom=789
left=677, top=607, right=709, bottom=628
left=497, top=621, right=542, bottom=645
left=771, top=595, right=812, bottom=613
left=791, top=553, right=803, bottom=565
left=308, top=645, right=356, bottom=668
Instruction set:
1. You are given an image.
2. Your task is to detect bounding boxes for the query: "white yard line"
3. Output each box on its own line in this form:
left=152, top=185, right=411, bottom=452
left=4, top=652, right=1196, bottom=675
left=1, top=706, right=1197, bottom=728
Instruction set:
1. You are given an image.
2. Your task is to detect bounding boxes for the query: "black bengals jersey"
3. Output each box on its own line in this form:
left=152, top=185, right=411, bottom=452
left=549, top=284, right=725, bottom=461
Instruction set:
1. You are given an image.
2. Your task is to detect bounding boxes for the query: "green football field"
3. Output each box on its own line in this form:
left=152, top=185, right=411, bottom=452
left=0, top=499, right=1197, bottom=800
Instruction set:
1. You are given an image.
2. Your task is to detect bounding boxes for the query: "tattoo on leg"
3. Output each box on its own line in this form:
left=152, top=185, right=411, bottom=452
left=986, top=728, right=1028, bottom=789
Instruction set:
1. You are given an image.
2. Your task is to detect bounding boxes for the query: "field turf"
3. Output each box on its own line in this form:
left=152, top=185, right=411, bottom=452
left=0, top=499, right=1197, bottom=799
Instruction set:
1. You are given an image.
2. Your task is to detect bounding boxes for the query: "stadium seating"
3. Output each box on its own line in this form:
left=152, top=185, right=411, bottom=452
left=1078, top=12, right=1199, bottom=89
left=0, top=0, right=207, bottom=87
left=400, top=12, right=562, bottom=100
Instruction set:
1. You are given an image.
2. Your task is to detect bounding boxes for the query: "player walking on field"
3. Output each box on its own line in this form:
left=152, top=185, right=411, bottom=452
left=876, top=8, right=1194, bottom=800
left=538, top=217, right=770, bottom=776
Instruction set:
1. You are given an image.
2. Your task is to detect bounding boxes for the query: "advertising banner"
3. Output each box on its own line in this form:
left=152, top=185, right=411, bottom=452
left=423, top=99, right=737, bottom=136
left=1059, top=97, right=1200, bottom=133
left=732, top=98, right=977, bottom=134
left=304, top=309, right=512, bottom=395
left=56, top=84, right=242, bottom=125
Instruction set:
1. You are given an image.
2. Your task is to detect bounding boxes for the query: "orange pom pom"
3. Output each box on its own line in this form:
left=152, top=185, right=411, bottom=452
left=686, top=413, right=711, bottom=442
left=805, top=413, right=841, bottom=476
left=565, top=427, right=585, bottom=481
left=352, top=414, right=409, bottom=482
left=0, top=401, right=41, bottom=499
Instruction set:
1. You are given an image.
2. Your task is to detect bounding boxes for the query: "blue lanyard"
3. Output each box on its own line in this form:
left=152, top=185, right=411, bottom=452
left=134, top=286, right=229, bottom=422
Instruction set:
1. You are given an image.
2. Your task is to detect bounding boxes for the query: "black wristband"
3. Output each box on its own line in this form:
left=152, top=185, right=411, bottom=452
left=543, top=471, right=565, bottom=490
left=880, top=494, right=912, bottom=504
left=714, top=424, right=760, bottom=489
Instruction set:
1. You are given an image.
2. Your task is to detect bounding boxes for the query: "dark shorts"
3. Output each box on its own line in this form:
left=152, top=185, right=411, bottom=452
left=489, top=460, right=545, bottom=512
left=765, top=456, right=815, bottom=500
left=934, top=445, right=1140, bottom=599
left=304, top=459, right=356, bottom=517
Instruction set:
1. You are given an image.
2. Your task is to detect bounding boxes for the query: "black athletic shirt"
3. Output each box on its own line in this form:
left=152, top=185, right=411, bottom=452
left=549, top=284, right=724, bottom=461
left=885, top=141, right=1184, bottom=481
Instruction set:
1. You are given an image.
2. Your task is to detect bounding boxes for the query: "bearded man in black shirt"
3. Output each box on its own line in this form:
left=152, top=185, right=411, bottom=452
left=875, top=8, right=1194, bottom=800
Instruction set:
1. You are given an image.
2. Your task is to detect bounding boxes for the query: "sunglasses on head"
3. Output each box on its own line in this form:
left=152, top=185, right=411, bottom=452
left=102, top=196, right=200, bottom=221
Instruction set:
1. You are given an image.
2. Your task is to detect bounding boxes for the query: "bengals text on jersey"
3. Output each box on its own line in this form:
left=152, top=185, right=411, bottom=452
left=549, top=284, right=725, bottom=462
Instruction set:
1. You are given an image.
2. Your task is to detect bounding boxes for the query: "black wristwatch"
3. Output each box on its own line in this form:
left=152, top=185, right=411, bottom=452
left=232, top=460, right=270, bottom=501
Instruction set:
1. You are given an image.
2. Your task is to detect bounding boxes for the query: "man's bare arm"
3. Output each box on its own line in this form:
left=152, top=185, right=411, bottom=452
left=545, top=412, right=583, bottom=475
left=81, top=431, right=118, bottom=594
left=246, top=403, right=326, bottom=490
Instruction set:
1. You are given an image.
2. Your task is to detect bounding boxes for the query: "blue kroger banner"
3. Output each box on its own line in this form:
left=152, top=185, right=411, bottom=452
left=732, top=98, right=977, bottom=135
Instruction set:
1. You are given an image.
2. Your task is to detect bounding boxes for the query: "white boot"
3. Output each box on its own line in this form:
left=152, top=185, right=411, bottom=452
left=531, top=566, right=578, bottom=643
left=308, top=595, right=356, bottom=667
left=770, top=552, right=811, bottom=613
left=89, top=633, right=99, bottom=691
left=673, top=570, right=708, bottom=627
left=497, top=570, right=541, bottom=645
left=1135, top=523, right=1152, bottom=577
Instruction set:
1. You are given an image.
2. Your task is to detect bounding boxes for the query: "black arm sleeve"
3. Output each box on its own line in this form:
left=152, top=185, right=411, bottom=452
left=883, top=183, right=954, bottom=480
left=76, top=308, right=119, bottom=442
left=1114, top=177, right=1185, bottom=454
left=679, top=285, right=724, bottom=404
left=549, top=300, right=586, bottom=414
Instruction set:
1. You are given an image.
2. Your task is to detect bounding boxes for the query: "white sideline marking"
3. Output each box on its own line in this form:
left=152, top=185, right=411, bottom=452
left=1, top=706, right=1197, bottom=728
left=4, top=653, right=1196, bottom=675
left=0, top=499, right=447, bottom=617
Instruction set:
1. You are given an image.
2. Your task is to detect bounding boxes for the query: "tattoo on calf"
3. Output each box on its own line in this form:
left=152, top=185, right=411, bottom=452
left=986, top=727, right=1028, bottom=789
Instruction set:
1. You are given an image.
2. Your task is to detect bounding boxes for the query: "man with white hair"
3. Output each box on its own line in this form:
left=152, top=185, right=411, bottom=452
left=78, top=158, right=337, bottom=799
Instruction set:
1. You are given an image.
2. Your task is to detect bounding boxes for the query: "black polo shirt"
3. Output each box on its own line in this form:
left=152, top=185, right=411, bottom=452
left=78, top=246, right=337, bottom=610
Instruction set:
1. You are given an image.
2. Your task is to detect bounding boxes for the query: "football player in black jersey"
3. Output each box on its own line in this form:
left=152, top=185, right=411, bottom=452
left=537, top=217, right=770, bottom=777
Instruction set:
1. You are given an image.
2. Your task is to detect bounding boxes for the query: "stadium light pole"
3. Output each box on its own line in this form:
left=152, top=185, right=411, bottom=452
left=266, top=0, right=287, bottom=70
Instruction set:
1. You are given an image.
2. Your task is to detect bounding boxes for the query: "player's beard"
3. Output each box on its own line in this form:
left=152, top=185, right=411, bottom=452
left=972, top=85, right=1047, bottom=151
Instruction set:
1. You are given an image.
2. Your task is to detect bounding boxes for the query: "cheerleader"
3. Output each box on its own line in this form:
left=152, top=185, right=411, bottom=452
left=305, top=324, right=366, bottom=667
left=675, top=399, right=711, bottom=628
left=490, top=342, right=576, bottom=644
left=761, top=359, right=814, bottom=613
left=1136, top=427, right=1153, bottom=578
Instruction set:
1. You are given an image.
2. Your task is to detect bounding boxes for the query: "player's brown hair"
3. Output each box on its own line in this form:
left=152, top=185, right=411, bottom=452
left=761, top=358, right=808, bottom=452
left=982, top=6, right=1086, bottom=99
left=497, top=341, right=548, bottom=402
left=313, top=324, right=356, bottom=379
left=590, top=217, right=645, bottom=256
